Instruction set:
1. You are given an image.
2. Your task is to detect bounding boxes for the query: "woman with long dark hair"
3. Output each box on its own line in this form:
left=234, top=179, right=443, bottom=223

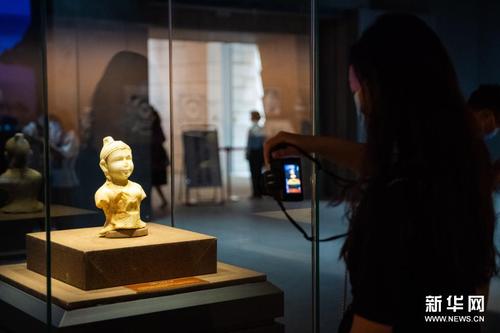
left=77, top=51, right=153, bottom=214
left=265, top=13, right=497, bottom=332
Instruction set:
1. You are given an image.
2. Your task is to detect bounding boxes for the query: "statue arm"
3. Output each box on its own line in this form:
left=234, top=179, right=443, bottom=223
left=95, top=187, right=110, bottom=209
left=140, top=186, right=147, bottom=201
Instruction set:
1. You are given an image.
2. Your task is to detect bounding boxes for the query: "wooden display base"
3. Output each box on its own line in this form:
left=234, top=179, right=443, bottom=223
left=26, top=223, right=217, bottom=290
left=103, top=226, right=148, bottom=238
left=0, top=262, right=266, bottom=309
left=0, top=263, right=284, bottom=333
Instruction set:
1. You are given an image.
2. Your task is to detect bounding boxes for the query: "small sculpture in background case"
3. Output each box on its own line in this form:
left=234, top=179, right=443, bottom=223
left=0, top=133, right=43, bottom=213
left=95, top=136, right=148, bottom=237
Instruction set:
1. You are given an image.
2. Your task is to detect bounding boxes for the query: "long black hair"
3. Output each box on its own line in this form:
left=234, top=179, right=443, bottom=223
left=341, top=13, right=497, bottom=287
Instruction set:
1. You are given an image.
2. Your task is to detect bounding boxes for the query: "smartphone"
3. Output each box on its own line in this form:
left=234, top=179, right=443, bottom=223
left=281, top=157, right=304, bottom=201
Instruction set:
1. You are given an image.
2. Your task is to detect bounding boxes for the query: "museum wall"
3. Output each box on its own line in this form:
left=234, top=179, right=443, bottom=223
left=150, top=38, right=209, bottom=176
left=356, top=0, right=500, bottom=104
left=46, top=18, right=311, bottom=150
left=46, top=22, right=78, bottom=132
left=5, top=0, right=500, bottom=145
left=257, top=33, right=311, bottom=136
left=46, top=18, right=148, bottom=134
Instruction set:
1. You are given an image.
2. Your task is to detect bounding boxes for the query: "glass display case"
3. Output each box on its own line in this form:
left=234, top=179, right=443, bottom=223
left=0, top=1, right=326, bottom=332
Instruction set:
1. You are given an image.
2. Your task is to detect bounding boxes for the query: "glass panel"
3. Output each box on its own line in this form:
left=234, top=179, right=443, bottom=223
left=18, top=0, right=173, bottom=330
left=46, top=0, right=160, bottom=220
left=170, top=1, right=314, bottom=332
left=0, top=0, right=51, bottom=329
left=1, top=1, right=319, bottom=332
left=316, top=5, right=358, bottom=331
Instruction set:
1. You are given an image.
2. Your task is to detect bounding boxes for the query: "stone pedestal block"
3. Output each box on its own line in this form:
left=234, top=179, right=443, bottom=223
left=26, top=223, right=217, bottom=290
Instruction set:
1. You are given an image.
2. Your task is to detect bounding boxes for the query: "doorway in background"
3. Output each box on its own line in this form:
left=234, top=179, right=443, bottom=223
left=148, top=39, right=264, bottom=204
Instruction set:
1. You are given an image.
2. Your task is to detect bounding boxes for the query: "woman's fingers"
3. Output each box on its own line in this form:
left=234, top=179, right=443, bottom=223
left=272, top=146, right=300, bottom=159
left=263, top=131, right=287, bottom=165
left=263, top=131, right=299, bottom=166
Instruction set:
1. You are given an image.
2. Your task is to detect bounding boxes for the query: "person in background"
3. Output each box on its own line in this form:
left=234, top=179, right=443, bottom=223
left=23, top=115, right=80, bottom=205
left=468, top=85, right=500, bottom=266
left=246, top=110, right=265, bottom=199
left=265, top=13, right=496, bottom=333
left=50, top=122, right=80, bottom=205
left=468, top=84, right=500, bottom=186
left=0, top=115, right=19, bottom=174
left=130, top=96, right=170, bottom=210
left=79, top=51, right=152, bottom=217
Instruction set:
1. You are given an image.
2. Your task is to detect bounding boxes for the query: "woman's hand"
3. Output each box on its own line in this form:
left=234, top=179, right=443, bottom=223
left=264, top=131, right=364, bottom=173
left=263, top=131, right=305, bottom=166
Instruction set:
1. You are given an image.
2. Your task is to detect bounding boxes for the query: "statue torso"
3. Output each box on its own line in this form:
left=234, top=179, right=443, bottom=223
left=95, top=180, right=146, bottom=229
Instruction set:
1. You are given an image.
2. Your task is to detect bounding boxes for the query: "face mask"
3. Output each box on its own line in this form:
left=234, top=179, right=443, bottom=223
left=353, top=91, right=367, bottom=142
left=349, top=66, right=366, bottom=142
left=484, top=127, right=499, bottom=141
left=353, top=90, right=362, bottom=116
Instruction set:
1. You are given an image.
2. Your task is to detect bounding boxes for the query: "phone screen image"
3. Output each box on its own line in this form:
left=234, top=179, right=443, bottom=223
left=283, top=163, right=302, bottom=194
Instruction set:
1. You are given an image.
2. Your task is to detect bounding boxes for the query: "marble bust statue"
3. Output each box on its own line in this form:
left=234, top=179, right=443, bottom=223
left=0, top=133, right=43, bottom=213
left=96, top=136, right=148, bottom=237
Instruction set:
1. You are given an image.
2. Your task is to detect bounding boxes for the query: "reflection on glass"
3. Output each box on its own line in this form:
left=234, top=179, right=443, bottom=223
left=0, top=1, right=52, bottom=329
left=0, top=132, right=43, bottom=213
left=0, top=0, right=47, bottom=259
left=79, top=51, right=151, bottom=215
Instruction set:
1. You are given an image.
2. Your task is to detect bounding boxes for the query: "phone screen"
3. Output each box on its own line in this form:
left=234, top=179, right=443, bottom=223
left=283, top=163, right=302, bottom=194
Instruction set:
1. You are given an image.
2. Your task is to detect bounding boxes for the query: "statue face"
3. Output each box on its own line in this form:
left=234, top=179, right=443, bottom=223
left=106, top=148, right=134, bottom=183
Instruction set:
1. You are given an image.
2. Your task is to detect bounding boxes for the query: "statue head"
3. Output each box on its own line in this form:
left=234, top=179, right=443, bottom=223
left=5, top=133, right=31, bottom=168
left=99, top=136, right=133, bottom=183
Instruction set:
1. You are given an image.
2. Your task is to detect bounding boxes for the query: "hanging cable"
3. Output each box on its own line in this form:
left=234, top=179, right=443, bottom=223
left=267, top=142, right=353, bottom=242
left=275, top=199, right=348, bottom=242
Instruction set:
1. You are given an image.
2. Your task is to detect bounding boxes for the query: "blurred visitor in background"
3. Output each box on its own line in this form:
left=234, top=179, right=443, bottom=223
left=50, top=122, right=79, bottom=205
left=79, top=51, right=152, bottom=216
left=23, top=114, right=79, bottom=205
left=468, top=84, right=500, bottom=264
left=21, top=114, right=45, bottom=171
left=130, top=96, right=170, bottom=210
left=246, top=110, right=265, bottom=199
left=0, top=115, right=19, bottom=174
left=0, top=89, right=19, bottom=174
left=468, top=84, right=500, bottom=186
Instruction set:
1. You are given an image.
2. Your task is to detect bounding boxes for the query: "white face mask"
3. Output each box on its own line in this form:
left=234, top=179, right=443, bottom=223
left=353, top=91, right=367, bottom=142
left=353, top=90, right=362, bottom=116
